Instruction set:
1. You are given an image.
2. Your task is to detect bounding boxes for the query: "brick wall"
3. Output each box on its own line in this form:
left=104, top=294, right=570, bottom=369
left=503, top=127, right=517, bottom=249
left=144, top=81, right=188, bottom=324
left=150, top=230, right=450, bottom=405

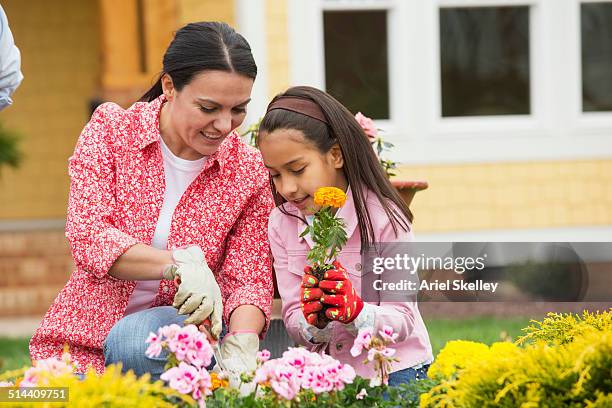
left=0, top=230, right=72, bottom=317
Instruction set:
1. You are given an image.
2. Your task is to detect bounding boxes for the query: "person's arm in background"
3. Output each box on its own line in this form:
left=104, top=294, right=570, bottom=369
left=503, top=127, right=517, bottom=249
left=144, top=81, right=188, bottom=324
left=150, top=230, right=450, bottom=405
left=0, top=5, right=24, bottom=111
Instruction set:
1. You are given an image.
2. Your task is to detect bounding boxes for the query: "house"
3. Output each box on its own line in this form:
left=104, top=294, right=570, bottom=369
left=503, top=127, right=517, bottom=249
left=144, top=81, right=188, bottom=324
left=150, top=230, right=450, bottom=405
left=1, top=0, right=610, bottom=324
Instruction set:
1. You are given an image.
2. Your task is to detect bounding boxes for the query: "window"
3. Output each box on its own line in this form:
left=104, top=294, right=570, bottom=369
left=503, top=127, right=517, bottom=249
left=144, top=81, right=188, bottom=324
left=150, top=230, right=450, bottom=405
left=323, top=10, right=390, bottom=119
left=439, top=6, right=531, bottom=117
left=287, top=0, right=612, bottom=163
left=581, top=2, right=612, bottom=112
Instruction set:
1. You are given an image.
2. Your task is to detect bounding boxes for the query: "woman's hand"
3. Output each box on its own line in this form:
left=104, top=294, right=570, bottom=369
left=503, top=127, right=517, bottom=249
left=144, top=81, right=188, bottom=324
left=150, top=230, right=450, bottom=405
left=162, top=246, right=223, bottom=338
left=319, top=261, right=364, bottom=324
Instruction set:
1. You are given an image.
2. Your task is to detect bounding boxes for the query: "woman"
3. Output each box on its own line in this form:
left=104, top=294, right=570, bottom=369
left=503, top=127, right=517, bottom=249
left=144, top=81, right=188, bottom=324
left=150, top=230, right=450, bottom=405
left=29, top=22, right=273, bottom=382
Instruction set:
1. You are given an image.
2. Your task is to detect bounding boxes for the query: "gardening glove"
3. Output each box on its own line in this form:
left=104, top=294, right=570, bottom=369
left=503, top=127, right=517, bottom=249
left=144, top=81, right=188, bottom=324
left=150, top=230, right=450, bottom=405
left=300, top=266, right=324, bottom=326
left=214, top=332, right=259, bottom=395
left=162, top=246, right=223, bottom=338
left=319, top=260, right=364, bottom=323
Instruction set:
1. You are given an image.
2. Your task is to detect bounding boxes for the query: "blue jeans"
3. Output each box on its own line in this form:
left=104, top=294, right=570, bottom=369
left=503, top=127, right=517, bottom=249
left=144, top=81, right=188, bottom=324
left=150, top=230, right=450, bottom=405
left=388, top=364, right=430, bottom=386
left=103, top=306, right=220, bottom=381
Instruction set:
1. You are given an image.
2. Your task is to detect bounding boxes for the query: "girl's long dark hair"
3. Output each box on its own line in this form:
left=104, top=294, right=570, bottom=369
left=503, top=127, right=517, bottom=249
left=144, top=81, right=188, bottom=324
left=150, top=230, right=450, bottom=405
left=258, top=86, right=413, bottom=253
left=140, top=22, right=256, bottom=102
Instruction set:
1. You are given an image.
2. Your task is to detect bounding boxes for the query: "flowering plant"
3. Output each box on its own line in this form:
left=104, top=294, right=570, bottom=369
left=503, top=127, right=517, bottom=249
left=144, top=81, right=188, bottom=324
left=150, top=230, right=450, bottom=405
left=0, top=325, right=434, bottom=407
left=19, top=349, right=75, bottom=387
left=354, top=112, right=397, bottom=178
left=300, top=186, right=348, bottom=324
left=253, top=346, right=356, bottom=401
left=145, top=323, right=219, bottom=406
left=302, top=187, right=348, bottom=269
left=350, top=326, right=400, bottom=387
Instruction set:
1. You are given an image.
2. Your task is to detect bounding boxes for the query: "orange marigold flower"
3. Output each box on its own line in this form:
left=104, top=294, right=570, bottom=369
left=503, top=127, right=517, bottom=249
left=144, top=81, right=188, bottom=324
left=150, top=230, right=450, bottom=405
left=210, top=372, right=229, bottom=390
left=314, top=187, right=346, bottom=208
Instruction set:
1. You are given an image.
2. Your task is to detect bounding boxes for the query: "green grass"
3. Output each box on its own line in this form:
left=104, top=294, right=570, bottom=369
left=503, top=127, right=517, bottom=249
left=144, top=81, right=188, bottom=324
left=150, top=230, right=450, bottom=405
left=0, top=317, right=533, bottom=373
left=425, top=316, right=531, bottom=356
left=0, top=337, right=31, bottom=373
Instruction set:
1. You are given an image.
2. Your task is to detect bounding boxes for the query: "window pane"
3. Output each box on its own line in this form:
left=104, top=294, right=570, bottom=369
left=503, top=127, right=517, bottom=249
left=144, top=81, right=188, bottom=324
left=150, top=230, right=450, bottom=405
left=323, top=10, right=389, bottom=119
left=440, top=7, right=530, bottom=117
left=581, top=3, right=612, bottom=112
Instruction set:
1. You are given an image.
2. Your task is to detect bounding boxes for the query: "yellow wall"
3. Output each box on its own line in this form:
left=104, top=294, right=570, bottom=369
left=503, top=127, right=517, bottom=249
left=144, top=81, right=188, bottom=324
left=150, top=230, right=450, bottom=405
left=0, top=0, right=238, bottom=220
left=396, top=160, right=612, bottom=232
left=178, top=0, right=234, bottom=26
left=266, top=0, right=290, bottom=99
left=0, top=0, right=100, bottom=219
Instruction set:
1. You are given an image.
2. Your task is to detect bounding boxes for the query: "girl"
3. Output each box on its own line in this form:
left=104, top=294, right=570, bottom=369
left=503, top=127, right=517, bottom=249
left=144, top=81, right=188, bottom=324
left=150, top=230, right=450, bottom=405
left=258, top=86, right=433, bottom=385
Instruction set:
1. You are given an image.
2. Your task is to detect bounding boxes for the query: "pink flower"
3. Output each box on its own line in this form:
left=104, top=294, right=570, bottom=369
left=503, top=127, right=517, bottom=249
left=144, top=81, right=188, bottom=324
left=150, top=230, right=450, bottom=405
left=160, top=324, right=181, bottom=340
left=355, top=112, right=378, bottom=139
left=379, top=325, right=399, bottom=343
left=281, top=348, right=308, bottom=370
left=367, top=346, right=396, bottom=362
left=145, top=331, right=163, bottom=358
left=356, top=388, right=368, bottom=400
left=163, top=325, right=213, bottom=368
left=257, top=349, right=271, bottom=363
left=161, top=362, right=200, bottom=395
left=350, top=327, right=373, bottom=357
left=338, top=363, right=356, bottom=384
left=271, top=378, right=299, bottom=400
left=21, top=353, right=75, bottom=386
left=185, top=336, right=214, bottom=368
left=254, top=347, right=354, bottom=399
left=381, top=347, right=396, bottom=358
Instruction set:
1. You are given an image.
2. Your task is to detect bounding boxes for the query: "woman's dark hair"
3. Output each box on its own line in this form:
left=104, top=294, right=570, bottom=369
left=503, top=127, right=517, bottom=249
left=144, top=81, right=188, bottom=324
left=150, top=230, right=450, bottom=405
left=258, top=86, right=413, bottom=253
left=140, top=22, right=256, bottom=102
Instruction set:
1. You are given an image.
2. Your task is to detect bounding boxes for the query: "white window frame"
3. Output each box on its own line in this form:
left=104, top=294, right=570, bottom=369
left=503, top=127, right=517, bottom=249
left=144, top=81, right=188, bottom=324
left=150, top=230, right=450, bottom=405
left=570, top=0, right=612, bottom=132
left=431, top=0, right=544, bottom=134
left=235, top=0, right=269, bottom=131
left=288, top=0, right=401, bottom=132
left=286, top=0, right=612, bottom=164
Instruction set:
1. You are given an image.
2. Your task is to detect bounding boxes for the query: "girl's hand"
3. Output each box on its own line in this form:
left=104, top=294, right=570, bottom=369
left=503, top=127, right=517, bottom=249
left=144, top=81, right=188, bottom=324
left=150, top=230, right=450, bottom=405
left=319, top=261, right=364, bottom=323
left=300, top=266, right=325, bottom=327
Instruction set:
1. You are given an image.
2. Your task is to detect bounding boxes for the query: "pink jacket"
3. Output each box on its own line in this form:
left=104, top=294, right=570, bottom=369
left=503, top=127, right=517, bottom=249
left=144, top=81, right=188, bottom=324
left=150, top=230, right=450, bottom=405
left=269, top=188, right=433, bottom=378
left=30, top=96, right=274, bottom=374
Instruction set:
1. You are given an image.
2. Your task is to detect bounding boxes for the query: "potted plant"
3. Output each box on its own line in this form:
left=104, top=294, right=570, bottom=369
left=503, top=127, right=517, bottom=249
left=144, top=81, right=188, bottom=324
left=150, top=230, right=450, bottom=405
left=354, top=112, right=428, bottom=207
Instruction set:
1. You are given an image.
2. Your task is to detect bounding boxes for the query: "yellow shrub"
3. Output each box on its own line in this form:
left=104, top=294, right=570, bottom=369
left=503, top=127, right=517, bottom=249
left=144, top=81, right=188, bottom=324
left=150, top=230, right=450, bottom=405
left=517, top=309, right=612, bottom=346
left=1, top=364, right=190, bottom=408
left=421, top=310, right=612, bottom=408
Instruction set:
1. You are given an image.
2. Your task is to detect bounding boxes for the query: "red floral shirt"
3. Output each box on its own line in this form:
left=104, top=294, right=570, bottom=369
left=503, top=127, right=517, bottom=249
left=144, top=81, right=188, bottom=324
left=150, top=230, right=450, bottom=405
left=29, top=96, right=274, bottom=374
